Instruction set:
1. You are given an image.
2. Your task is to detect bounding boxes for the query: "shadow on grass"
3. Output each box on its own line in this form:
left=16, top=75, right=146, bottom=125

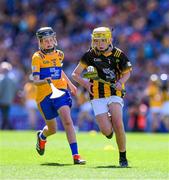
left=95, top=165, right=132, bottom=169
left=41, top=162, right=73, bottom=166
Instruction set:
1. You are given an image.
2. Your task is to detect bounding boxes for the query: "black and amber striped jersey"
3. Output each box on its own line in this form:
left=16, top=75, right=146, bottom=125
left=80, top=47, right=132, bottom=100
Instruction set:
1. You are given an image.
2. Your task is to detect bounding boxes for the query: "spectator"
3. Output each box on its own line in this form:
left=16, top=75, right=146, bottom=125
left=128, top=100, right=147, bottom=132
left=0, top=62, right=17, bottom=129
left=160, top=77, right=169, bottom=132
left=144, top=74, right=163, bottom=132
left=0, top=0, right=169, bottom=132
left=23, top=74, right=38, bottom=129
left=76, top=87, right=95, bottom=131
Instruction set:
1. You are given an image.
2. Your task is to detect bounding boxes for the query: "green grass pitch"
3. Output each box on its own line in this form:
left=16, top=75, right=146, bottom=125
left=0, top=131, right=169, bottom=180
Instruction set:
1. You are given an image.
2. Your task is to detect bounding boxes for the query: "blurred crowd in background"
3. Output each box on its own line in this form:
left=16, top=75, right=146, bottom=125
left=0, top=0, right=169, bottom=132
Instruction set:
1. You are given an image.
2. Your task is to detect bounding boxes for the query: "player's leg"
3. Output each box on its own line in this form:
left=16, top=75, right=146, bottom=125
left=95, top=113, right=113, bottom=138
left=36, top=119, right=57, bottom=155
left=91, top=98, right=113, bottom=139
left=58, top=105, right=86, bottom=165
left=36, top=96, right=57, bottom=155
left=109, top=103, right=126, bottom=151
left=58, top=105, right=76, bottom=144
left=108, top=101, right=128, bottom=167
left=41, top=119, right=57, bottom=137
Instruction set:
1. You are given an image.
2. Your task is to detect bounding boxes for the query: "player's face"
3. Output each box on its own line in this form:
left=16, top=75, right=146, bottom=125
left=93, top=38, right=109, bottom=51
left=41, top=36, right=55, bottom=50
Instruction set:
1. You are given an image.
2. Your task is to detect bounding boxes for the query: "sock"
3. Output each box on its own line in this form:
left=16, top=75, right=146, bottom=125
left=70, top=142, right=78, bottom=156
left=119, top=151, right=126, bottom=160
left=39, top=131, right=46, bottom=141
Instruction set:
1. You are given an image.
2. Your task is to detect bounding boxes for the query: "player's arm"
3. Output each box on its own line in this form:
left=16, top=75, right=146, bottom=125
left=61, top=70, right=77, bottom=96
left=32, top=75, right=50, bottom=86
left=115, top=52, right=132, bottom=90
left=31, top=53, right=51, bottom=85
left=115, top=71, right=131, bottom=91
left=118, top=71, right=131, bottom=85
left=72, top=62, right=93, bottom=95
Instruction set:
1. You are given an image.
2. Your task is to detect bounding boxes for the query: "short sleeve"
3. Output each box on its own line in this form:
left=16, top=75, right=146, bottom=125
left=57, top=50, right=64, bottom=62
left=31, top=53, right=40, bottom=76
left=79, top=61, right=87, bottom=68
left=80, top=52, right=91, bottom=68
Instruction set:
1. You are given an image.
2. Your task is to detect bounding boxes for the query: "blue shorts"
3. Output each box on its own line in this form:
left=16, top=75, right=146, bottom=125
left=38, top=89, right=72, bottom=120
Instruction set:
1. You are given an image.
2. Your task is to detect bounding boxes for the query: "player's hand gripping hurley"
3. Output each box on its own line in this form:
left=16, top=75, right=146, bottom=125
left=83, top=66, right=116, bottom=88
left=46, top=79, right=65, bottom=99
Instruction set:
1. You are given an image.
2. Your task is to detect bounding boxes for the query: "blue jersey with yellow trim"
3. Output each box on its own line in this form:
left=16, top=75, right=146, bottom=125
left=31, top=50, right=67, bottom=103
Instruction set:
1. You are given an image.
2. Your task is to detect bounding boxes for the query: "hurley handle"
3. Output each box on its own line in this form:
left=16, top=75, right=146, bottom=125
left=46, top=79, right=52, bottom=84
